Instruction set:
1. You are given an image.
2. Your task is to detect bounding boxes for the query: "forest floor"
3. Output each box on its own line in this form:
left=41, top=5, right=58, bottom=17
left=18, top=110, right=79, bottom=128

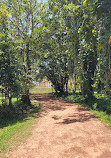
left=5, top=93, right=111, bottom=158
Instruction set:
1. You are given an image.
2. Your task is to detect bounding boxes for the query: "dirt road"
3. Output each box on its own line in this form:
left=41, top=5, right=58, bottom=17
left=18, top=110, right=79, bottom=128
left=6, top=93, right=111, bottom=158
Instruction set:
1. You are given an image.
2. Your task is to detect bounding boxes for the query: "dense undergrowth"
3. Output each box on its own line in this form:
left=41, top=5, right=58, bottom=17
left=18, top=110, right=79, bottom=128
left=55, top=92, right=111, bottom=127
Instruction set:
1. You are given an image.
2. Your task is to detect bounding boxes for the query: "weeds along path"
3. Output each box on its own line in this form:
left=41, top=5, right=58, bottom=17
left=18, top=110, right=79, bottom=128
left=6, top=93, right=111, bottom=158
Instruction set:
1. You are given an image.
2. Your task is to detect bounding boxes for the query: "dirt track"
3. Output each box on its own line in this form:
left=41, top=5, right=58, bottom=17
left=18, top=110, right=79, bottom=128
left=6, top=93, right=111, bottom=158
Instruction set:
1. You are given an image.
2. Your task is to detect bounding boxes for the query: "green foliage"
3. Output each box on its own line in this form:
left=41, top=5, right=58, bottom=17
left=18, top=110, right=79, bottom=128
left=0, top=0, right=110, bottom=114
left=60, top=91, right=111, bottom=115
left=92, top=96, right=111, bottom=115
left=62, top=94, right=85, bottom=104
left=92, top=110, right=111, bottom=127
left=38, top=51, right=70, bottom=93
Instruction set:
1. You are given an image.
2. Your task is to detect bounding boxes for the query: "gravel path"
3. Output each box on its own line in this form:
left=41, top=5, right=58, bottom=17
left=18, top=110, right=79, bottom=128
left=6, top=93, right=111, bottom=158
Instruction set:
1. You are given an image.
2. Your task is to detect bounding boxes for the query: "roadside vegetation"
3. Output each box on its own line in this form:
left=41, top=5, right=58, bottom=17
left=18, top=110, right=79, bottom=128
left=57, top=92, right=111, bottom=127
left=0, top=99, right=41, bottom=154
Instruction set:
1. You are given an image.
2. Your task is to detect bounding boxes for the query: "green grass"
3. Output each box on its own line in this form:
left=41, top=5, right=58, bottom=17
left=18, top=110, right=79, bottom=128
left=60, top=93, right=111, bottom=127
left=0, top=101, right=41, bottom=155
left=0, top=117, right=35, bottom=151
left=91, top=110, right=111, bottom=127
left=30, top=87, right=54, bottom=94
left=0, top=95, right=19, bottom=107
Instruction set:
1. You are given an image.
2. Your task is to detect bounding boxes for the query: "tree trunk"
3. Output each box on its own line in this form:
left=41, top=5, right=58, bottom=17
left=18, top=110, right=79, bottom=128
left=9, top=96, right=13, bottom=109
left=25, top=42, right=31, bottom=105
left=82, top=53, right=87, bottom=97
left=66, top=82, right=68, bottom=93
left=4, top=87, right=8, bottom=111
left=74, top=73, right=77, bottom=93
left=87, top=78, right=94, bottom=100
left=26, top=89, right=31, bottom=106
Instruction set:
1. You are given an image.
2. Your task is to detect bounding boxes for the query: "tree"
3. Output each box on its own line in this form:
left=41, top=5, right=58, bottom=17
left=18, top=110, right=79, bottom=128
left=44, top=0, right=110, bottom=100
left=95, top=0, right=111, bottom=97
left=0, top=3, right=21, bottom=109
left=7, top=0, right=41, bottom=104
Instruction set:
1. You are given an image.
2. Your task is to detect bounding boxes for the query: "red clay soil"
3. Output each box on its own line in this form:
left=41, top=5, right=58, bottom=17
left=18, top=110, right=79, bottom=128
left=6, top=93, right=111, bottom=158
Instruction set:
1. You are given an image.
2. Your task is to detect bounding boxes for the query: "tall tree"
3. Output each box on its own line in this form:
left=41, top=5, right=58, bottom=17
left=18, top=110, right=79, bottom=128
left=8, top=0, right=41, bottom=104
left=0, top=3, right=21, bottom=109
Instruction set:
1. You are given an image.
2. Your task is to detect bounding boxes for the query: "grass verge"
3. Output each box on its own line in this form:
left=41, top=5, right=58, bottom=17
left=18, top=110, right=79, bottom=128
left=91, top=110, right=111, bottom=127
left=0, top=100, right=41, bottom=155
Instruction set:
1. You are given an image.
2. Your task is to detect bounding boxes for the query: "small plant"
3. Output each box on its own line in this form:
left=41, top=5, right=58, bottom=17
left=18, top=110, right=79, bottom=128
left=93, top=103, right=97, bottom=110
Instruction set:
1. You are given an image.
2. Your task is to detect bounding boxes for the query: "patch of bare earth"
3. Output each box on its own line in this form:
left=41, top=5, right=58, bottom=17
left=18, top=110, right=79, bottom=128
left=5, top=93, right=111, bottom=158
